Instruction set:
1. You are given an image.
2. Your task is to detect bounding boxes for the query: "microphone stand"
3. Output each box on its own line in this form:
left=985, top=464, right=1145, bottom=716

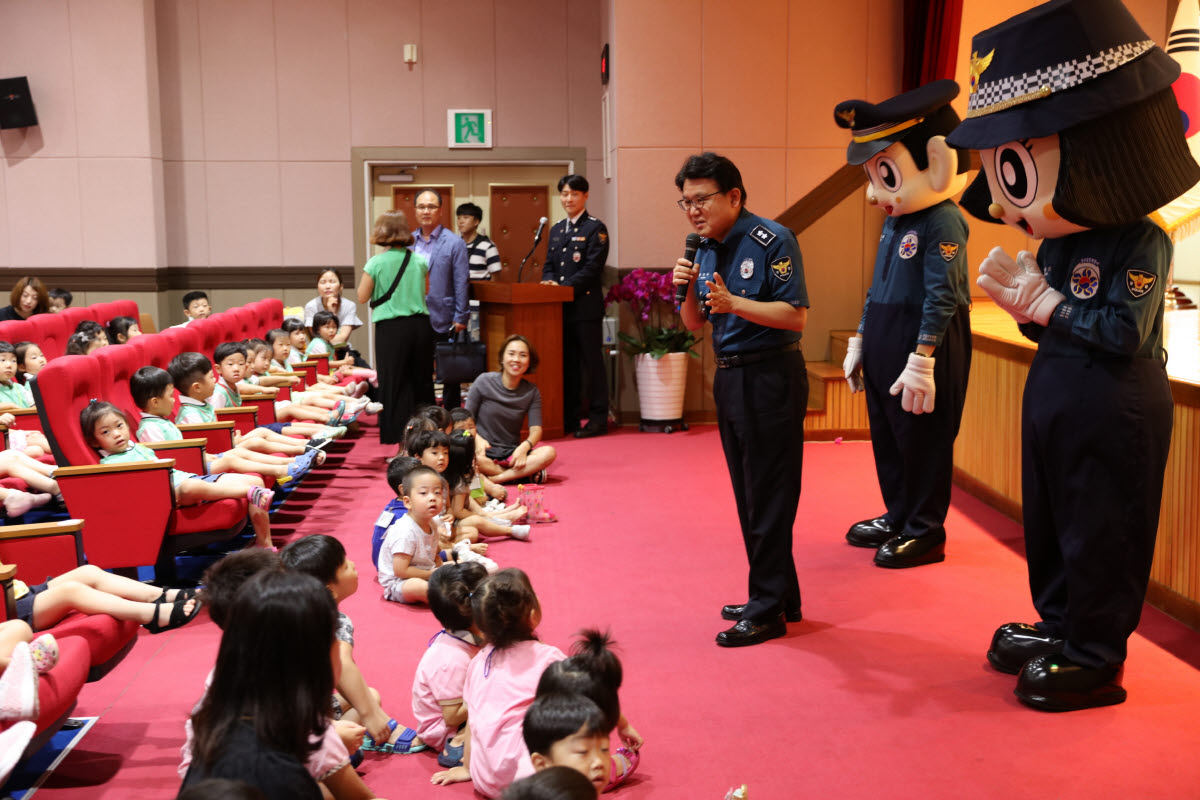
left=517, top=234, right=543, bottom=283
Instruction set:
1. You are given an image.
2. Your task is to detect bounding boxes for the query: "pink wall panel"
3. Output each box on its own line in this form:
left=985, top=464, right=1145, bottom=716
left=163, top=161, right=210, bottom=266
left=79, top=158, right=160, bottom=267
left=787, top=0, right=870, bottom=150
left=204, top=162, right=283, bottom=266
left=420, top=0, right=496, bottom=147
left=280, top=162, right=354, bottom=267
left=616, top=148, right=696, bottom=269
left=700, top=0, right=788, bottom=150
left=567, top=0, right=603, bottom=155
left=346, top=0, right=424, bottom=147
left=157, top=0, right=207, bottom=161
left=0, top=166, right=8, bottom=267
left=5, top=158, right=83, bottom=268
left=69, top=0, right=156, bottom=158
left=274, top=0, right=352, bottom=161
left=494, top=0, right=568, bottom=147
left=865, top=0, right=903, bottom=101
left=0, top=0, right=78, bottom=158
left=198, top=0, right=280, bottom=161
left=716, top=147, right=787, bottom=219
left=613, top=0, right=702, bottom=149
left=786, top=147, right=851, bottom=213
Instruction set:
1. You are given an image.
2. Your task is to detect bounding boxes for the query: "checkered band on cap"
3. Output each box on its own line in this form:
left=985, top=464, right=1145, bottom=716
left=966, top=39, right=1156, bottom=118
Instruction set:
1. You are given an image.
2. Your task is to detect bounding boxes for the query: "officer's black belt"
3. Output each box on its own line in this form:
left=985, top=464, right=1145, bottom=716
left=715, top=341, right=800, bottom=369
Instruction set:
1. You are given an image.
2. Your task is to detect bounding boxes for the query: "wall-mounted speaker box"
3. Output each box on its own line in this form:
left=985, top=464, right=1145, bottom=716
left=0, top=77, right=38, bottom=129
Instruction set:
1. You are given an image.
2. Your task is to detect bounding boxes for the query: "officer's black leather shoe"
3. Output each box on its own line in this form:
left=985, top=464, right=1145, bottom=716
left=873, top=530, right=946, bottom=568
left=573, top=422, right=607, bottom=439
left=716, top=617, right=787, bottom=647
left=721, top=603, right=802, bottom=622
left=1015, top=654, right=1126, bottom=711
left=987, top=622, right=1065, bottom=674
left=846, top=516, right=894, bottom=547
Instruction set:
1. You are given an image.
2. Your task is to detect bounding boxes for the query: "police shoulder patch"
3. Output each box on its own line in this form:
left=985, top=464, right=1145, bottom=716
left=749, top=225, right=777, bottom=247
left=939, top=242, right=960, bottom=262
left=1126, top=268, right=1157, bottom=298
left=770, top=256, right=792, bottom=282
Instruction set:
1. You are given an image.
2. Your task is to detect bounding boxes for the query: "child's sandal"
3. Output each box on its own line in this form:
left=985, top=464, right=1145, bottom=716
left=605, top=747, right=640, bottom=792
left=362, top=719, right=427, bottom=755
left=144, top=596, right=203, bottom=635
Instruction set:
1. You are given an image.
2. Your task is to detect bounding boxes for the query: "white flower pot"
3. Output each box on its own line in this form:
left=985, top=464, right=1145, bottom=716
left=634, top=352, right=689, bottom=421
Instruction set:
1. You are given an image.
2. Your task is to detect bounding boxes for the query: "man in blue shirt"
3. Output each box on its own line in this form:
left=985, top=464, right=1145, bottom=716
left=673, top=152, right=810, bottom=647
left=413, top=190, right=470, bottom=409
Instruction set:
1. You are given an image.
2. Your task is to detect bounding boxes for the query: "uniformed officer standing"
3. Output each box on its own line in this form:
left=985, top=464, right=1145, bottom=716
left=834, top=80, right=973, bottom=569
left=541, top=174, right=610, bottom=438
left=672, top=152, right=810, bottom=648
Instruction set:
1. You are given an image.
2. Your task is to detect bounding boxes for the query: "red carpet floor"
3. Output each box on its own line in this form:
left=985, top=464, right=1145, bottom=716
left=34, top=423, right=1200, bottom=799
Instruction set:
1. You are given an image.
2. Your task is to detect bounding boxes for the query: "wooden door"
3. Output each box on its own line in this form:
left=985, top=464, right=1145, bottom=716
left=489, top=184, right=550, bottom=283
left=392, top=185, right=456, bottom=233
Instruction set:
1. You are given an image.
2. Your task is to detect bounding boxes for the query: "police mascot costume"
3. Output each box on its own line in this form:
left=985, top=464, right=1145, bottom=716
left=945, top=0, right=1200, bottom=711
left=834, top=80, right=973, bottom=569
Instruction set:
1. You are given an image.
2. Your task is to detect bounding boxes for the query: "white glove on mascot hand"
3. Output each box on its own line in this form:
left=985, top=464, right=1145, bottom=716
left=977, top=247, right=1065, bottom=326
left=889, top=353, right=936, bottom=414
left=843, top=335, right=864, bottom=393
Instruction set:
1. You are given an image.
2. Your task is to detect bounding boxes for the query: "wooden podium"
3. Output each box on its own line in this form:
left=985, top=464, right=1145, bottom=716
left=471, top=281, right=574, bottom=439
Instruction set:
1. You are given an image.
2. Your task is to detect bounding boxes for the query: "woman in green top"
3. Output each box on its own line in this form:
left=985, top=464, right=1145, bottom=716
left=357, top=210, right=431, bottom=456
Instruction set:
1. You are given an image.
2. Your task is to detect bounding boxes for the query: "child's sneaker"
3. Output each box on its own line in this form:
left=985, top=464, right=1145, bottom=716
left=29, top=634, right=58, bottom=674
left=320, top=425, right=348, bottom=440
left=364, top=401, right=383, bottom=415
left=307, top=436, right=333, bottom=451
left=247, top=486, right=274, bottom=511
left=510, top=524, right=531, bottom=541
left=0, top=720, right=37, bottom=785
left=0, top=642, right=39, bottom=723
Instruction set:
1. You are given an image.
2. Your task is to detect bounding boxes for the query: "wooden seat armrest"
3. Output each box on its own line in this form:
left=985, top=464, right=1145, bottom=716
left=270, top=371, right=303, bottom=378
left=239, top=392, right=275, bottom=402
left=54, top=460, right=175, bottom=477
left=0, top=519, right=86, bottom=541
left=144, top=438, right=208, bottom=451
left=215, top=406, right=257, bottom=416
left=292, top=360, right=319, bottom=369
left=177, top=421, right=236, bottom=431
left=7, top=408, right=38, bottom=417
left=0, top=564, right=15, bottom=582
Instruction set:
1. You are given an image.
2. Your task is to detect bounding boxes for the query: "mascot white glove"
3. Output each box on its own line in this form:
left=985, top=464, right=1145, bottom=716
left=977, top=247, right=1065, bottom=326
left=889, top=353, right=936, bottom=414
left=843, top=335, right=864, bottom=393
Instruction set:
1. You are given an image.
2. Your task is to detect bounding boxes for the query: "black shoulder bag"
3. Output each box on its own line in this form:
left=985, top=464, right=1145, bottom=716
left=369, top=250, right=413, bottom=309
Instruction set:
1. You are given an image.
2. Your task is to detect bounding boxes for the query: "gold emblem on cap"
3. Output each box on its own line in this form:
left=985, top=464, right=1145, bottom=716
left=969, top=49, right=995, bottom=94
left=836, top=108, right=856, bottom=126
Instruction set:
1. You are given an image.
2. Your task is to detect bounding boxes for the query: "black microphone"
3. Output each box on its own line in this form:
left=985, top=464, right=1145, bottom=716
left=518, top=217, right=550, bottom=282
left=676, top=232, right=701, bottom=306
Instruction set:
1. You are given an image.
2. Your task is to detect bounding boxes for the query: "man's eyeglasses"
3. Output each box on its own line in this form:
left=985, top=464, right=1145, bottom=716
left=415, top=204, right=441, bottom=211
left=676, top=191, right=720, bottom=212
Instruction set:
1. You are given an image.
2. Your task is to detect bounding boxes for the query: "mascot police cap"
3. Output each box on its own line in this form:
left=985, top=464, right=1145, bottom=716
left=835, top=79, right=961, bottom=165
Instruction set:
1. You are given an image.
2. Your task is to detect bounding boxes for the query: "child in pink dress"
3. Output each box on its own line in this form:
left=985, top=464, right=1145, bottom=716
left=431, top=568, right=565, bottom=798
left=412, top=561, right=489, bottom=765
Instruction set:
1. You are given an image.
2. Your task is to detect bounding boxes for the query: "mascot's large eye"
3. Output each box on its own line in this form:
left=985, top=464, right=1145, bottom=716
left=994, top=142, right=1037, bottom=208
left=875, top=156, right=902, bottom=192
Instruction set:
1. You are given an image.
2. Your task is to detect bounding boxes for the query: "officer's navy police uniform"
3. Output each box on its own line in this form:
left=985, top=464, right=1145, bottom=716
left=1018, top=219, right=1173, bottom=669
left=543, top=211, right=610, bottom=431
left=695, top=208, right=809, bottom=623
left=859, top=199, right=971, bottom=542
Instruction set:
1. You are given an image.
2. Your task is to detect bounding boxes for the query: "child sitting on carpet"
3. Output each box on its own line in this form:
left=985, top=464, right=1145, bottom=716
left=307, top=311, right=377, bottom=387
left=412, top=561, right=488, bottom=768
left=83, top=400, right=276, bottom=549
left=170, top=352, right=343, bottom=448
left=14, top=341, right=46, bottom=384
left=1, top=561, right=200, bottom=635
left=376, top=465, right=449, bottom=605
left=410, top=430, right=495, bottom=548
left=181, top=570, right=355, bottom=800
left=536, top=631, right=642, bottom=792
left=132, top=366, right=318, bottom=486
left=444, top=432, right=529, bottom=541
left=523, top=693, right=611, bottom=795
left=503, top=767, right=599, bottom=800
left=281, top=534, right=426, bottom=756
left=371, top=456, right=419, bottom=567
left=431, top=568, right=566, bottom=796
left=419, top=404, right=454, bottom=435
left=0, top=342, right=52, bottom=458
left=450, top=408, right=506, bottom=503
left=210, top=342, right=347, bottom=436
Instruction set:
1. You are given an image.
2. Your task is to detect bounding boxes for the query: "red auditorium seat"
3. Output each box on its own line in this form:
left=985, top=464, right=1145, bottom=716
left=0, top=319, right=31, bottom=345
left=90, top=300, right=139, bottom=326
left=58, top=306, right=98, bottom=335
left=30, top=356, right=250, bottom=579
left=25, top=313, right=70, bottom=360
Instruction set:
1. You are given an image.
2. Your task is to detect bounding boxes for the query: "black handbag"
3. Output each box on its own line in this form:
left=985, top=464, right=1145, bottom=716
left=435, top=332, right=487, bottom=385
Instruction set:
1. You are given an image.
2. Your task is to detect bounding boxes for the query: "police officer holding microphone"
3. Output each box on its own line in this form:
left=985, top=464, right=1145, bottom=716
left=672, top=152, right=810, bottom=647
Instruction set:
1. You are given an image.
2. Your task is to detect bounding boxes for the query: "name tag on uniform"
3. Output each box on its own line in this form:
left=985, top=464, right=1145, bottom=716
left=375, top=510, right=394, bottom=528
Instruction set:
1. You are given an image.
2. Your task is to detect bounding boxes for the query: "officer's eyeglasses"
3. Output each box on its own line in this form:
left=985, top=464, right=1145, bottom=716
left=676, top=192, right=720, bottom=212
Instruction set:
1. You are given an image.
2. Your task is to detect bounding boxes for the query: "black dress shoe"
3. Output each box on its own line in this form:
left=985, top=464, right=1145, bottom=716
left=715, top=617, right=786, bottom=648
left=846, top=516, right=894, bottom=547
left=721, top=603, right=802, bottom=622
left=873, top=530, right=946, bottom=568
left=1015, top=653, right=1126, bottom=711
left=987, top=622, right=1065, bottom=674
left=573, top=423, right=607, bottom=439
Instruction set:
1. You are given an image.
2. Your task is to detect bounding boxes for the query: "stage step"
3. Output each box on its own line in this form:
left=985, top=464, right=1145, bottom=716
left=803, top=358, right=869, bottom=441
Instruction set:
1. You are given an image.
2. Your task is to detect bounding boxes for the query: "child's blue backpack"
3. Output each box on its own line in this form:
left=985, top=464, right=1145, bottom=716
left=371, top=497, right=408, bottom=567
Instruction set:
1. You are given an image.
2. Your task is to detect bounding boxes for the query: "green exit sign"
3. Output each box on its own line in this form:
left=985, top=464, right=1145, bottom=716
left=448, top=109, right=492, bottom=148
